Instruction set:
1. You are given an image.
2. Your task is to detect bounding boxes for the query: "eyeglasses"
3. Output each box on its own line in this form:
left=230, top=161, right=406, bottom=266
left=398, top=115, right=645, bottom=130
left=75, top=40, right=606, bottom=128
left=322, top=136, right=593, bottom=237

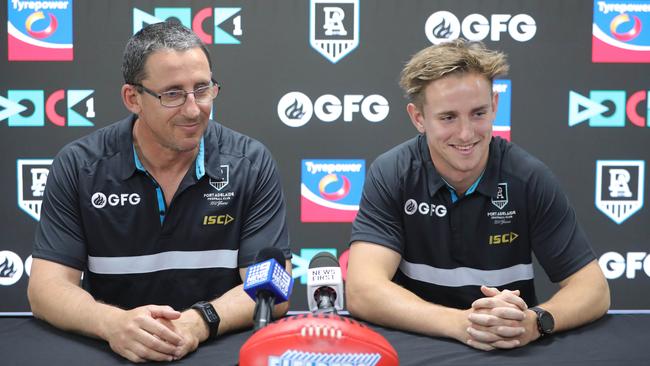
left=132, top=79, right=221, bottom=108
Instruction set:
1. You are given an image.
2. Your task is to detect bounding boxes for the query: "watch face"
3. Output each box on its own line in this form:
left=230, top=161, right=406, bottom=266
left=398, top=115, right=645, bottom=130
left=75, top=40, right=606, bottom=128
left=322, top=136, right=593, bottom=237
left=537, top=310, right=554, bottom=333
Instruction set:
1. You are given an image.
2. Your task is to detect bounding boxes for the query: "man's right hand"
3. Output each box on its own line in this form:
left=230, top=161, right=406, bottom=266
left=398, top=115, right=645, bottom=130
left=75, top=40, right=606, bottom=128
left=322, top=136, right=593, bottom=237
left=102, top=305, right=185, bottom=363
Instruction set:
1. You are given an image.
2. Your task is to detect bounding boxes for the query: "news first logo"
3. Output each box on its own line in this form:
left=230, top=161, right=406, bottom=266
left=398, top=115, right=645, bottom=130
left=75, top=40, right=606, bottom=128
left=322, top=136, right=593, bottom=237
left=17, top=159, right=53, bottom=221
left=569, top=90, right=649, bottom=127
left=291, top=248, right=337, bottom=284
left=425, top=11, right=536, bottom=45
left=595, top=160, right=645, bottom=224
left=134, top=7, right=242, bottom=44
left=1, top=89, right=95, bottom=127
left=269, top=350, right=381, bottom=366
left=599, top=252, right=650, bottom=279
left=493, top=80, right=512, bottom=141
left=301, top=160, right=365, bottom=222
left=278, top=92, right=389, bottom=127
left=0, top=251, right=33, bottom=286
left=592, top=0, right=650, bottom=63
left=7, top=0, right=73, bottom=61
left=310, top=0, right=359, bottom=63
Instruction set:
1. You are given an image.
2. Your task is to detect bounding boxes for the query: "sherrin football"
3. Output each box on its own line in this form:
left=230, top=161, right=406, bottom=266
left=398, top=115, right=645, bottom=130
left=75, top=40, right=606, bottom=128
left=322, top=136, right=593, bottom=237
left=239, top=313, right=399, bottom=366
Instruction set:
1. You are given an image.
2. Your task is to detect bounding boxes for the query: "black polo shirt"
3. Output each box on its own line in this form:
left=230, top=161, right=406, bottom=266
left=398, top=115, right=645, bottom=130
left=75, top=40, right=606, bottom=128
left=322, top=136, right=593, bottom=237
left=34, top=115, right=290, bottom=310
left=350, top=135, right=595, bottom=309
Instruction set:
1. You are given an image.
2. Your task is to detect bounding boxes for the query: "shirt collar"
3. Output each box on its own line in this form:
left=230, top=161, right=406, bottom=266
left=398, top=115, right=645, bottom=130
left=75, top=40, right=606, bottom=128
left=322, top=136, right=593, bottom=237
left=119, top=115, right=222, bottom=182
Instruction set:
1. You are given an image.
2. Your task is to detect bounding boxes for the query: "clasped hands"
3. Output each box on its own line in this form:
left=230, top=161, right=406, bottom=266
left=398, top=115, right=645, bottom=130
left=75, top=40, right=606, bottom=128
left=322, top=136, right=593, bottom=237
left=462, top=286, right=539, bottom=351
left=103, top=305, right=205, bottom=363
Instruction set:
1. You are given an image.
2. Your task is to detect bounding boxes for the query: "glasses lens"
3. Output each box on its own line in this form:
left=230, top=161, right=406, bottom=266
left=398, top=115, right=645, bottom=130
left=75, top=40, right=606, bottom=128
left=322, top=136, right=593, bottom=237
left=194, top=85, right=217, bottom=104
left=160, top=90, right=186, bottom=107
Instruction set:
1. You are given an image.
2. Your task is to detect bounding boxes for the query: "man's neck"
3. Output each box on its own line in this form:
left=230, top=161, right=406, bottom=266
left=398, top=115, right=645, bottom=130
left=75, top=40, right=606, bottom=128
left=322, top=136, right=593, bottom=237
left=132, top=120, right=198, bottom=178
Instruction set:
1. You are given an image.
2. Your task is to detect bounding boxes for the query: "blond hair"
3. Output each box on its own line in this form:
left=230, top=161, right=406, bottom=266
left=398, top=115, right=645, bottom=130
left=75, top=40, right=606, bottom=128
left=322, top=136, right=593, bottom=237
left=400, top=39, right=509, bottom=110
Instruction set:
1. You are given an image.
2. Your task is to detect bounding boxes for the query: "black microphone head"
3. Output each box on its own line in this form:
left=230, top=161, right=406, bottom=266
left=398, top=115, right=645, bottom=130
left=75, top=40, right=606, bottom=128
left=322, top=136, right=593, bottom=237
left=309, top=251, right=339, bottom=269
left=255, top=247, right=285, bottom=265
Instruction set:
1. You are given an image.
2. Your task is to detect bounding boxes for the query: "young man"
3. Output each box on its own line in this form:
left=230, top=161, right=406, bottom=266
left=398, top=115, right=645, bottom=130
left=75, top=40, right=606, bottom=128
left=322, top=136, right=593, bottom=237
left=346, top=39, right=609, bottom=351
left=28, top=21, right=291, bottom=362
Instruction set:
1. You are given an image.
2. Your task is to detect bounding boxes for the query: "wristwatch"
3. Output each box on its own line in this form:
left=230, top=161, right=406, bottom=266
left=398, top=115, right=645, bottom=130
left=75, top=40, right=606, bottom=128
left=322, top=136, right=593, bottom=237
left=530, top=306, right=555, bottom=337
left=191, top=301, right=220, bottom=340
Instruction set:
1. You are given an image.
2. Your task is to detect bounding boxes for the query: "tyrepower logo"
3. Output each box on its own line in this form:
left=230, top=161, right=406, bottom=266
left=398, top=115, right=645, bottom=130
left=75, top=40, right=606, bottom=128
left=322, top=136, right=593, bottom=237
left=0, top=89, right=95, bottom=127
left=493, top=80, right=512, bottom=141
left=592, top=0, right=650, bottom=63
left=91, top=192, right=141, bottom=208
left=599, top=251, right=650, bottom=279
left=7, top=0, right=73, bottom=61
left=404, top=199, right=447, bottom=217
left=134, top=7, right=242, bottom=44
left=301, top=160, right=364, bottom=222
left=569, top=90, right=649, bottom=127
left=278, top=92, right=389, bottom=127
left=425, top=11, right=536, bottom=45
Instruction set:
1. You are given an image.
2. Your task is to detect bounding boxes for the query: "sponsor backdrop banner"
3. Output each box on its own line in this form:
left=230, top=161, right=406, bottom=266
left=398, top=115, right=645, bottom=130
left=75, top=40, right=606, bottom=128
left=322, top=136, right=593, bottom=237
left=1, top=0, right=648, bottom=313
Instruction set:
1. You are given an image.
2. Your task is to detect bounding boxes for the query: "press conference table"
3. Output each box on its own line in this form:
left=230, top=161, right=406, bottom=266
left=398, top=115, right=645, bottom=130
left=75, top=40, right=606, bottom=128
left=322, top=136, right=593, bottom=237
left=0, top=314, right=646, bottom=365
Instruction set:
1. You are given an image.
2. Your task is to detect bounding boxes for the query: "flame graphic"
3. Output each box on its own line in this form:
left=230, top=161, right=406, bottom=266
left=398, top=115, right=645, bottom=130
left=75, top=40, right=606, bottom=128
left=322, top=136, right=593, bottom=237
left=0, top=257, right=17, bottom=278
left=405, top=200, right=416, bottom=213
left=433, top=19, right=452, bottom=39
left=285, top=99, right=306, bottom=120
left=93, top=195, right=105, bottom=206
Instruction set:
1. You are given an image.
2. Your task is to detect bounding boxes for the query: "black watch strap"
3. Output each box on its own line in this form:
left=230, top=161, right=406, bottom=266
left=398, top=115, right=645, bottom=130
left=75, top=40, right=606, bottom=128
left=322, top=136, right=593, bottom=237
left=530, top=306, right=555, bottom=337
left=191, top=301, right=220, bottom=340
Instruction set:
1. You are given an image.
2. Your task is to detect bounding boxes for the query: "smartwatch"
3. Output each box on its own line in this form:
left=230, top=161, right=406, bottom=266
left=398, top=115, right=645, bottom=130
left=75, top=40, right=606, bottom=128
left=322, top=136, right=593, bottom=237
left=191, top=301, right=220, bottom=340
left=530, top=306, right=555, bottom=337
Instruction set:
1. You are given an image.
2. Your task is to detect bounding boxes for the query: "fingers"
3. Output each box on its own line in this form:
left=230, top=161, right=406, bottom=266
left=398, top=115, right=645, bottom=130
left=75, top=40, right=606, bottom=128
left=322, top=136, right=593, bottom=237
left=148, top=305, right=182, bottom=320
left=473, top=289, right=527, bottom=311
left=466, top=338, right=496, bottom=351
left=140, top=317, right=184, bottom=347
left=468, top=312, right=525, bottom=327
left=480, top=285, right=500, bottom=297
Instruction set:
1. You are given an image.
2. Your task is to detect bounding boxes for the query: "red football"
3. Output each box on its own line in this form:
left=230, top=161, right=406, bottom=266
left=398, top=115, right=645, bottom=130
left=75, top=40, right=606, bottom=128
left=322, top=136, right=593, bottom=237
left=239, top=313, right=399, bottom=366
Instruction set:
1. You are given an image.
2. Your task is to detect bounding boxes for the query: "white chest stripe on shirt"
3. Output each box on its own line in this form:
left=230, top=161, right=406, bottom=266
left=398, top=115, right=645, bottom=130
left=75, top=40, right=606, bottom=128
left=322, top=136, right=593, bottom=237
left=88, top=249, right=239, bottom=274
left=399, top=260, right=534, bottom=288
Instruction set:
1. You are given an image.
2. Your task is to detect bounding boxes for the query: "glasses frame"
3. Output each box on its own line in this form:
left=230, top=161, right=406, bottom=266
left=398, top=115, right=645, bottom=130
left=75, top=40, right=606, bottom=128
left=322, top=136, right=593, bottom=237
left=131, top=79, right=222, bottom=108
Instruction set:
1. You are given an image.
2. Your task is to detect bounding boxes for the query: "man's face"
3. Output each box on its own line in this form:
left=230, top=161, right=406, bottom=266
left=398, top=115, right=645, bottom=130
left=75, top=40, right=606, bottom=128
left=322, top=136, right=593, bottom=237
left=407, top=72, right=497, bottom=186
left=132, top=47, right=213, bottom=153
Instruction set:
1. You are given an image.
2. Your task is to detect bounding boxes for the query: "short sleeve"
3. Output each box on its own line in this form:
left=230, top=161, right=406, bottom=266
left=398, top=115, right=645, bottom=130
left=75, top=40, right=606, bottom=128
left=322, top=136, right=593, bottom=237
left=237, top=147, right=290, bottom=267
left=528, top=165, right=596, bottom=283
left=33, top=147, right=87, bottom=270
left=350, top=156, right=404, bottom=254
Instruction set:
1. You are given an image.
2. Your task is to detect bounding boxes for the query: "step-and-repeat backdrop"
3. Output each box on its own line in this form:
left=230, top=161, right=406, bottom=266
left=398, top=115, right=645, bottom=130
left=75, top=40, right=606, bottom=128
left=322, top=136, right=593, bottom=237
left=1, top=0, right=649, bottom=314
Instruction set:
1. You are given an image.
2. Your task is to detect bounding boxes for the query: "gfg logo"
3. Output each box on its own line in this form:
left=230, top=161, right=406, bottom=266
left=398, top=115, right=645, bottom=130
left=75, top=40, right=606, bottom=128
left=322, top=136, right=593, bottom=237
left=91, top=192, right=141, bottom=208
left=599, top=251, right=650, bottom=279
left=278, top=91, right=389, bottom=127
left=404, top=199, right=447, bottom=217
left=425, top=11, right=536, bottom=45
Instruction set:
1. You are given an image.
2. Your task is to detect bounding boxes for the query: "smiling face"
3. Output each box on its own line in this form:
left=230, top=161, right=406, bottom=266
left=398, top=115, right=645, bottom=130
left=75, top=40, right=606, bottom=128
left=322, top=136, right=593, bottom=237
left=407, top=72, right=498, bottom=192
left=123, top=47, right=213, bottom=153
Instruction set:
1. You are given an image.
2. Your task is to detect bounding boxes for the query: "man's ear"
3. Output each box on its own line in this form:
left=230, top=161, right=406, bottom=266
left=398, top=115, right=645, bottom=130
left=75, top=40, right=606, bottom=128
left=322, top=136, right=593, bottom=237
left=406, top=103, right=426, bottom=134
left=121, top=84, right=142, bottom=114
left=491, top=91, right=499, bottom=117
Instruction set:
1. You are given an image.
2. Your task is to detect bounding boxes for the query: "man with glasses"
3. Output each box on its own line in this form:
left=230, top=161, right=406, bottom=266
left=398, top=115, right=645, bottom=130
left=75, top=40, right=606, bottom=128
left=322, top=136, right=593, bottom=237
left=28, top=21, right=291, bottom=362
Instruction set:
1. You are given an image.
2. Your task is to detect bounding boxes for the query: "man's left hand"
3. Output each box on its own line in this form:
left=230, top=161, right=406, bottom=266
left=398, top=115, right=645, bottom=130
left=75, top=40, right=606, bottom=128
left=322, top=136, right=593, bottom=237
left=465, top=286, right=539, bottom=350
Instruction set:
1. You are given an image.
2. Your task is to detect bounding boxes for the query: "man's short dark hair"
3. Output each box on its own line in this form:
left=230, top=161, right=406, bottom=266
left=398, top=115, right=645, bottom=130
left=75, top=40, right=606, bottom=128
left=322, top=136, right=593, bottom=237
left=122, top=20, right=212, bottom=84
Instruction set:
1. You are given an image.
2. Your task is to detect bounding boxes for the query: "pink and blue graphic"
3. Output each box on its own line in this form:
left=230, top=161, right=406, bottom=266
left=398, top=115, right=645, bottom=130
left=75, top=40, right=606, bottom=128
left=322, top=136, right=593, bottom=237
left=8, top=0, right=73, bottom=61
left=301, top=159, right=365, bottom=222
left=593, top=0, right=650, bottom=63
left=493, top=79, right=512, bottom=141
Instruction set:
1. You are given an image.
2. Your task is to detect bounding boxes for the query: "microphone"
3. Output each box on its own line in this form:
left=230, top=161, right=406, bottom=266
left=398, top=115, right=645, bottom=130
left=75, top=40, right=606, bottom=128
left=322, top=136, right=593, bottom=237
left=243, top=247, right=293, bottom=331
left=307, top=252, right=344, bottom=314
